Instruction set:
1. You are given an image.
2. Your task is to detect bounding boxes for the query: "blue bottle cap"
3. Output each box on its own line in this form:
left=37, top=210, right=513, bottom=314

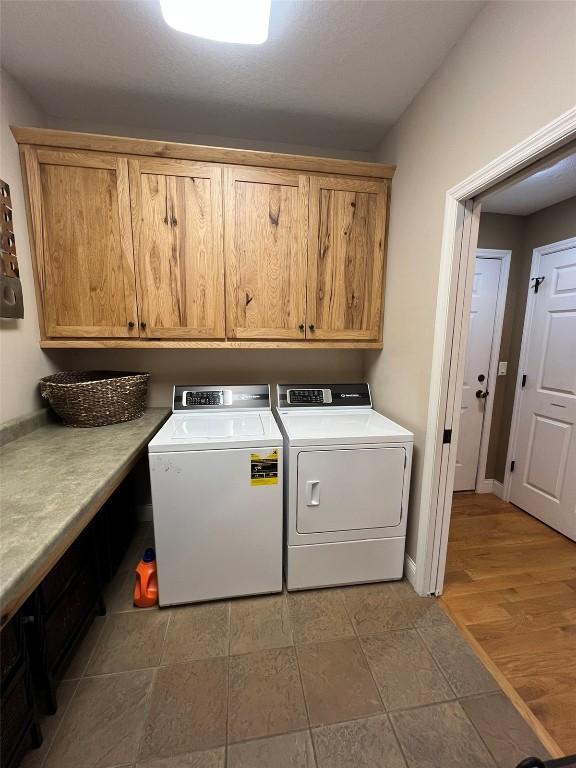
left=143, top=547, right=156, bottom=563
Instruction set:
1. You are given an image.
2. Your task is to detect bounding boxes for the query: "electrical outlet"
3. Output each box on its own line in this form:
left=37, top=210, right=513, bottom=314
left=498, top=361, right=508, bottom=376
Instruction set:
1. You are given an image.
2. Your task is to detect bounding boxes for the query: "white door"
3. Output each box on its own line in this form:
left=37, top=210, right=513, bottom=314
left=510, top=241, right=576, bottom=541
left=296, top=447, right=405, bottom=534
left=454, top=257, right=502, bottom=491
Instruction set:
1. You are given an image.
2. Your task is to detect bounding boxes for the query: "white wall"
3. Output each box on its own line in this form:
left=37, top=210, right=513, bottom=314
left=0, top=69, right=56, bottom=422
left=366, top=0, right=576, bottom=563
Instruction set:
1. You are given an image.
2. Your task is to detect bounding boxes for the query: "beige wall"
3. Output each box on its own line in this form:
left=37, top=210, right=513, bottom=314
left=46, top=117, right=376, bottom=162
left=0, top=69, right=56, bottom=422
left=48, top=348, right=364, bottom=408
left=365, top=1, right=576, bottom=562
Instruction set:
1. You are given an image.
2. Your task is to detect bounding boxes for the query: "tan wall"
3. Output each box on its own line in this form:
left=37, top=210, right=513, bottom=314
left=47, top=348, right=364, bottom=408
left=365, top=1, right=576, bottom=562
left=46, top=117, right=376, bottom=162
left=0, top=69, right=56, bottom=422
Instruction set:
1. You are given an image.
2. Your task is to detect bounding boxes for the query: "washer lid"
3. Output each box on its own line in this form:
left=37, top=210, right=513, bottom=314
left=149, top=411, right=282, bottom=452
left=275, top=409, right=413, bottom=446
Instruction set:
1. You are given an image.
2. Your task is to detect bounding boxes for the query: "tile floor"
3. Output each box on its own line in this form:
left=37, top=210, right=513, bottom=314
left=23, top=525, right=550, bottom=768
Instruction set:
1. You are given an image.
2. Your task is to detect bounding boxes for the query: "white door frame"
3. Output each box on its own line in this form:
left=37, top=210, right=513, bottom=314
left=503, top=236, right=576, bottom=501
left=413, top=106, right=576, bottom=597
left=473, top=249, right=511, bottom=495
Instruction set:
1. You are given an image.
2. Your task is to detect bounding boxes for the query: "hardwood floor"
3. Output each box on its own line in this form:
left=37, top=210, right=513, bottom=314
left=441, top=493, right=576, bottom=756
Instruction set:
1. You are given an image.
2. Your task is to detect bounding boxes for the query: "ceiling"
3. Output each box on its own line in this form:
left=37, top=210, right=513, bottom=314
left=481, top=152, right=576, bottom=215
left=0, top=0, right=483, bottom=152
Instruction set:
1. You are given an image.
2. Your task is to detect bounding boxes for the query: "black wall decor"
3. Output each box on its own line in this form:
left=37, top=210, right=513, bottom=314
left=1, top=179, right=24, bottom=319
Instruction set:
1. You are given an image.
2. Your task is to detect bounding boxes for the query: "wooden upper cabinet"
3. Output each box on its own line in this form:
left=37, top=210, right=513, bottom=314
left=129, top=158, right=224, bottom=339
left=17, top=128, right=393, bottom=347
left=23, top=148, right=139, bottom=338
left=307, top=176, right=388, bottom=341
left=224, top=167, right=309, bottom=340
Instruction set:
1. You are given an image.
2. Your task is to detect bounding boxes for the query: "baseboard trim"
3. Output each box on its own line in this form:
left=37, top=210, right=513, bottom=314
left=475, top=479, right=494, bottom=494
left=476, top=478, right=506, bottom=499
left=138, top=503, right=153, bottom=522
left=492, top=480, right=505, bottom=499
left=404, top=554, right=416, bottom=588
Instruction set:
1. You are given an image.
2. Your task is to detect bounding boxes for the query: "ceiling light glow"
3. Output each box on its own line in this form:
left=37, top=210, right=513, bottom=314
left=160, top=0, right=271, bottom=44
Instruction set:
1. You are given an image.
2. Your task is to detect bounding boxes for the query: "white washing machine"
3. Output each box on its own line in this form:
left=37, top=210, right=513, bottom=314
left=149, top=385, right=283, bottom=606
left=275, top=383, right=413, bottom=590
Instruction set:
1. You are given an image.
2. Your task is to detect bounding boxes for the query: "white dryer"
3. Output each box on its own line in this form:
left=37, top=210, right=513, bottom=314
left=149, top=385, right=283, bottom=606
left=275, top=383, right=413, bottom=590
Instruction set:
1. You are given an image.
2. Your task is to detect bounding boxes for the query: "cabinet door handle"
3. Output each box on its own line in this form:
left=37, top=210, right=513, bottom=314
left=309, top=324, right=315, bottom=332
left=140, top=321, right=147, bottom=330
left=128, top=321, right=135, bottom=329
left=299, top=324, right=305, bottom=331
left=306, top=480, right=320, bottom=506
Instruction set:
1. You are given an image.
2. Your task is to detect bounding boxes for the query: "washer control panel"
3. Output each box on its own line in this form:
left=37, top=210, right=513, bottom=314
left=277, top=383, right=371, bottom=408
left=287, top=388, right=332, bottom=405
left=173, top=385, right=271, bottom=411
left=184, top=390, right=230, bottom=407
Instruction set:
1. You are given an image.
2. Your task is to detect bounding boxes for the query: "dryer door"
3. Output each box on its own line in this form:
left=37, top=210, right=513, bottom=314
left=296, top=447, right=405, bottom=534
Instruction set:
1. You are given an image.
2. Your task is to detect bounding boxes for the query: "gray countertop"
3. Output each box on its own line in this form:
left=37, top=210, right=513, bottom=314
left=0, top=408, right=168, bottom=626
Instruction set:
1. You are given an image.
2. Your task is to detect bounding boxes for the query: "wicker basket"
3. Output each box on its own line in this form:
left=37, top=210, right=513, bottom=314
left=39, top=371, right=149, bottom=428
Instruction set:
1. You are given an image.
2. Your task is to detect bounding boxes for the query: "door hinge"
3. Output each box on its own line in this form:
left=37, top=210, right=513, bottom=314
left=510, top=460, right=515, bottom=472
left=443, top=429, right=452, bottom=445
left=531, top=276, right=545, bottom=293
left=521, top=374, right=527, bottom=388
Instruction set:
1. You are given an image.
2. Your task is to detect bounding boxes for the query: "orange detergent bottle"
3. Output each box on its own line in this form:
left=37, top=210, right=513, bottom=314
left=133, top=548, right=158, bottom=608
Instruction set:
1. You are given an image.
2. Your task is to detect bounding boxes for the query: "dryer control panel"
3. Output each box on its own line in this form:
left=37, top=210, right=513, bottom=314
left=173, top=385, right=271, bottom=411
left=277, top=383, right=372, bottom=408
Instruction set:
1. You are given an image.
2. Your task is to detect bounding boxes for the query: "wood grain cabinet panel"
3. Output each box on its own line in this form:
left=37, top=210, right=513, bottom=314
left=224, top=167, right=308, bottom=340
left=23, top=148, right=139, bottom=338
left=307, top=176, right=388, bottom=341
left=17, top=129, right=393, bottom=348
left=129, top=158, right=224, bottom=339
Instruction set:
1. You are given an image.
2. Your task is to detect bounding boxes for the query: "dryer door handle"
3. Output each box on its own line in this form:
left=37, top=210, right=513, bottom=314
left=306, top=480, right=320, bottom=506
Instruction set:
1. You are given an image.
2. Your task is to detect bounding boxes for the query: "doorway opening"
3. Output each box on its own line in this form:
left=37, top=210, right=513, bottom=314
left=427, top=129, right=576, bottom=756
left=417, top=112, right=576, bottom=598
left=453, top=247, right=511, bottom=494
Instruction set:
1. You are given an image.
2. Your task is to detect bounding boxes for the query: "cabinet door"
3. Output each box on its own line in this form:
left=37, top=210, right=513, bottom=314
left=307, top=176, right=388, bottom=340
left=224, top=167, right=308, bottom=339
left=24, top=148, right=138, bottom=338
left=129, top=158, right=224, bottom=339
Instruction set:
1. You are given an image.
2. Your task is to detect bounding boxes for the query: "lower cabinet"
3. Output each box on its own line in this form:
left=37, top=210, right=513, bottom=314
left=95, top=471, right=138, bottom=582
left=26, top=525, right=102, bottom=713
left=0, top=613, right=42, bottom=768
left=1, top=472, right=139, bottom=767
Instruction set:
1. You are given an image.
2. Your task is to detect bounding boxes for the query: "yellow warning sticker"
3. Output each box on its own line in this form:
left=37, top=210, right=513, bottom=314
left=251, top=449, right=279, bottom=486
